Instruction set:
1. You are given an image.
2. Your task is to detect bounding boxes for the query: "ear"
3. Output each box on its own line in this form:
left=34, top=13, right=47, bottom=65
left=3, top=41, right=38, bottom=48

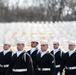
left=9, top=45, right=11, bottom=47
left=74, top=44, right=76, bottom=47
left=23, top=44, right=25, bottom=47
left=47, top=45, right=48, bottom=48
left=57, top=43, right=59, bottom=46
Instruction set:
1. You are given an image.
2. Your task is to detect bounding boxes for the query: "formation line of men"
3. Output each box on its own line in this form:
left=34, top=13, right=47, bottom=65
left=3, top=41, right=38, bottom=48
left=0, top=39, right=76, bottom=75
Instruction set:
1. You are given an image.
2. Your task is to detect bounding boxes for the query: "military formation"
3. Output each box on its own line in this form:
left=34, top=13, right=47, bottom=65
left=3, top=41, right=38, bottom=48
left=0, top=39, right=76, bottom=75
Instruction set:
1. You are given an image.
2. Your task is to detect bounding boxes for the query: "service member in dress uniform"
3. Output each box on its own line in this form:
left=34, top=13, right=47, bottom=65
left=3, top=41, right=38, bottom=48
left=27, top=39, right=39, bottom=74
left=0, top=41, right=12, bottom=75
left=50, top=40, right=65, bottom=75
left=60, top=41, right=76, bottom=75
left=35, top=40, right=56, bottom=75
left=6, top=40, right=33, bottom=75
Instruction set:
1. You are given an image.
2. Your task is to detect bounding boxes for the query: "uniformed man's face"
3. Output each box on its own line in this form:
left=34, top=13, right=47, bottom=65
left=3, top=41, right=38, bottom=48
left=31, top=42, right=38, bottom=48
left=41, top=44, right=48, bottom=51
left=68, top=44, right=75, bottom=50
left=53, top=43, right=59, bottom=49
left=3, top=44, right=10, bottom=50
left=17, top=43, right=25, bottom=51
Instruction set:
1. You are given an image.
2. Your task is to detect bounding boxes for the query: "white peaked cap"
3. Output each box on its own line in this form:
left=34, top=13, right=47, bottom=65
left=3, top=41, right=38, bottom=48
left=31, top=39, right=39, bottom=43
left=68, top=41, right=76, bottom=45
left=41, top=40, right=48, bottom=45
left=17, top=40, right=25, bottom=44
left=53, top=39, right=60, bottom=44
left=4, top=41, right=11, bottom=45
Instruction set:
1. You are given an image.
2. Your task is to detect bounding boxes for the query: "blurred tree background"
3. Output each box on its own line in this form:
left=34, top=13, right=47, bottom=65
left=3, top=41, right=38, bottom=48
left=0, top=0, right=76, bottom=22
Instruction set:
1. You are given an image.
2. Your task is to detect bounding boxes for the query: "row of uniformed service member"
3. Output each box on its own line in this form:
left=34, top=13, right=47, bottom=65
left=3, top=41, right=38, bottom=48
left=0, top=39, right=76, bottom=75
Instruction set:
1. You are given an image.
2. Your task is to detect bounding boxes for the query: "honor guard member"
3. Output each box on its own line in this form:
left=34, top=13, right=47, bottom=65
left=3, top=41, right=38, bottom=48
left=35, top=40, right=56, bottom=75
left=6, top=40, right=33, bottom=75
left=27, top=39, right=39, bottom=74
left=0, top=41, right=12, bottom=75
left=60, top=41, right=76, bottom=75
left=50, top=40, right=64, bottom=75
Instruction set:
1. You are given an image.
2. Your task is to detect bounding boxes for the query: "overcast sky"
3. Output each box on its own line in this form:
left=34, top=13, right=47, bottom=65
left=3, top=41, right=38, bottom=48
left=8, top=0, right=44, bottom=7
left=9, top=0, right=33, bottom=7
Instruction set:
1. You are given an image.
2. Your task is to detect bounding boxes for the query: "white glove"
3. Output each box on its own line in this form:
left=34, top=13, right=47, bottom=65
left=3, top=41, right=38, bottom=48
left=57, top=72, right=60, bottom=75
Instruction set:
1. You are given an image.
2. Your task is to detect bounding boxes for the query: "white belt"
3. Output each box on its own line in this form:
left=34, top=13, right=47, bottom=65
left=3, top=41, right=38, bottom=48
left=4, top=65, right=9, bottom=67
left=12, top=69, right=27, bottom=72
left=65, top=66, right=76, bottom=70
left=0, top=64, right=9, bottom=68
left=38, top=68, right=51, bottom=71
left=56, top=65, right=60, bottom=68
left=0, top=64, right=3, bottom=67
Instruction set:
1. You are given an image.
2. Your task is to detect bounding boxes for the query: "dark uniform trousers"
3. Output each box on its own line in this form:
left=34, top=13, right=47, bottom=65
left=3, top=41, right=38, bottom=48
left=35, top=52, right=56, bottom=75
left=60, top=50, right=76, bottom=75
left=0, top=51, right=12, bottom=75
left=6, top=51, right=33, bottom=75
left=50, top=49, right=65, bottom=74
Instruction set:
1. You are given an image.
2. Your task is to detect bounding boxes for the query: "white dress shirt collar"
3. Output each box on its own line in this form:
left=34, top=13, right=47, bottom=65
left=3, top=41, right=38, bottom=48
left=68, top=50, right=75, bottom=56
left=17, top=50, right=24, bottom=57
left=40, top=50, right=48, bottom=57
left=30, top=47, right=37, bottom=54
left=3, top=49, right=10, bottom=55
left=53, top=48, right=59, bottom=55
